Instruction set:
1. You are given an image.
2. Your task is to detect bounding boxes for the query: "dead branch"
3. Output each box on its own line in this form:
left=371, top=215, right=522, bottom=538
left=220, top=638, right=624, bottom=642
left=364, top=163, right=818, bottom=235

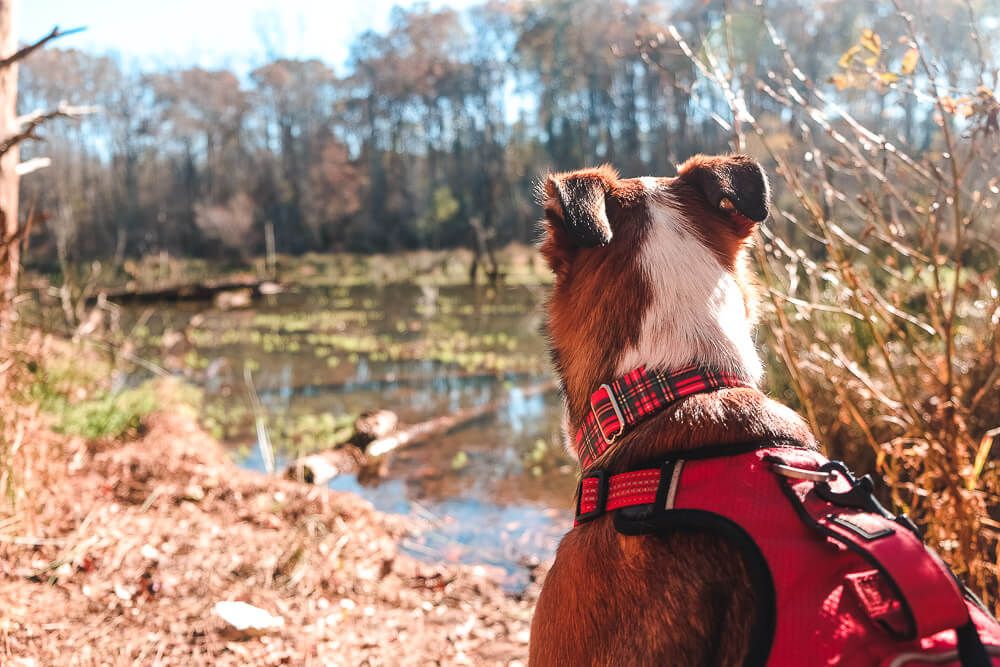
left=287, top=379, right=558, bottom=485
left=86, top=278, right=284, bottom=306
left=15, top=156, right=51, bottom=176
left=0, top=25, right=85, bottom=70
left=0, top=104, right=99, bottom=157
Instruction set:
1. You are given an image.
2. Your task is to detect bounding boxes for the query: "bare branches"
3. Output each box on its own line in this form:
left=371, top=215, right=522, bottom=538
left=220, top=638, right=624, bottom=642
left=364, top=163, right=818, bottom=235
left=15, top=157, right=51, bottom=176
left=666, top=1, right=999, bottom=593
left=0, top=25, right=84, bottom=71
left=0, top=104, right=99, bottom=157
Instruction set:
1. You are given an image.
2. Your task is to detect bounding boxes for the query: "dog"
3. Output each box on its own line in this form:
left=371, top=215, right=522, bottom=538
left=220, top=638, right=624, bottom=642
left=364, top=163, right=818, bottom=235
left=528, top=155, right=999, bottom=666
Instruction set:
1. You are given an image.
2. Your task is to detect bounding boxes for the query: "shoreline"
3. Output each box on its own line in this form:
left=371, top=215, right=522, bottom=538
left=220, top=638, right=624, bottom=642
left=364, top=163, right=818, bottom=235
left=0, top=406, right=542, bottom=665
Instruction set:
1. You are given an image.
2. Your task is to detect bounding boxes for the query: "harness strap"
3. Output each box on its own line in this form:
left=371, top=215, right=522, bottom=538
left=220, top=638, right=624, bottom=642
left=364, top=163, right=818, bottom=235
left=574, top=447, right=988, bottom=663
left=578, top=467, right=656, bottom=524
left=574, top=365, right=750, bottom=468
left=771, top=453, right=971, bottom=641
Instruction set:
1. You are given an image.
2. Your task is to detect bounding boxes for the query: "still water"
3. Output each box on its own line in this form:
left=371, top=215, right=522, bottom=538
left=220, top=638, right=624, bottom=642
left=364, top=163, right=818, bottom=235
left=124, top=282, right=576, bottom=590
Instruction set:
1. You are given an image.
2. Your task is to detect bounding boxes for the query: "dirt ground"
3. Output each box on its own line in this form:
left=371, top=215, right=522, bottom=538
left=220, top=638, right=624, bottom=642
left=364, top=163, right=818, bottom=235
left=0, top=408, right=545, bottom=666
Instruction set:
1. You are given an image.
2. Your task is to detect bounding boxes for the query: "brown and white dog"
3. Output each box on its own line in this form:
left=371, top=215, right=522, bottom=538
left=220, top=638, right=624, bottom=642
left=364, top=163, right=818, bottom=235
left=529, top=155, right=817, bottom=665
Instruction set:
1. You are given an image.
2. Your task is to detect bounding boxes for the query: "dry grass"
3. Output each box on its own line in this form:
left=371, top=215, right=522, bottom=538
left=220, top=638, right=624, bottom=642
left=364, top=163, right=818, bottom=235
left=666, top=4, right=1000, bottom=605
left=0, top=332, right=65, bottom=531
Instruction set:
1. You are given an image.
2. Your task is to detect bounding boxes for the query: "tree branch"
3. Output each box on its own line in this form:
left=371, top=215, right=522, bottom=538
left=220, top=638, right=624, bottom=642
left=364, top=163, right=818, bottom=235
left=16, top=156, right=51, bottom=176
left=0, top=104, right=99, bottom=157
left=0, top=25, right=86, bottom=70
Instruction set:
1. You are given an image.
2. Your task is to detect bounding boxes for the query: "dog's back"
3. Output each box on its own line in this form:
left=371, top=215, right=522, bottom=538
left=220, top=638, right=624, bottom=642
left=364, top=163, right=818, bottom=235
left=530, top=388, right=816, bottom=666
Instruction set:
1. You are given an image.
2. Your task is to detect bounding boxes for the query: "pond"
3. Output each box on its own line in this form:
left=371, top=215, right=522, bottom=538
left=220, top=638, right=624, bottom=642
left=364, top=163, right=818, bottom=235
left=119, top=282, right=576, bottom=591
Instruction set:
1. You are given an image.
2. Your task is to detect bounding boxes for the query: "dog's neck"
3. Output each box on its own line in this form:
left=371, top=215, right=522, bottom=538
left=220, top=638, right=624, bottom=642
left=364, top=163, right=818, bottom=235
left=616, top=197, right=763, bottom=385
left=558, top=196, right=765, bottom=446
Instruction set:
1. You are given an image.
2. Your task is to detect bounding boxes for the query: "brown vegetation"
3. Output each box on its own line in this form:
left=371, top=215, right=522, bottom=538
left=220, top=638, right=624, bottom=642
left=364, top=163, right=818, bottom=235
left=663, top=4, right=1000, bottom=603
left=0, top=342, right=536, bottom=665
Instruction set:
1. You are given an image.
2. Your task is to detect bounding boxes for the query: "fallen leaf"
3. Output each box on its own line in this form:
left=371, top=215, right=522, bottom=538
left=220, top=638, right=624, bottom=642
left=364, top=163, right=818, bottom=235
left=838, top=45, right=861, bottom=68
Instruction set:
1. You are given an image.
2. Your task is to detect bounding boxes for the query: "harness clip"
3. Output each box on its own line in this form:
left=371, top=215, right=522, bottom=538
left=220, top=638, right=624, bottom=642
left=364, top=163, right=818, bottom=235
left=814, top=461, right=894, bottom=519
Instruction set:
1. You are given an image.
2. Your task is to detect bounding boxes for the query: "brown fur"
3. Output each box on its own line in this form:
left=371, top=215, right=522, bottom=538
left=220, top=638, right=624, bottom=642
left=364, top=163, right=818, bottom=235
left=541, top=167, right=649, bottom=425
left=530, top=156, right=817, bottom=666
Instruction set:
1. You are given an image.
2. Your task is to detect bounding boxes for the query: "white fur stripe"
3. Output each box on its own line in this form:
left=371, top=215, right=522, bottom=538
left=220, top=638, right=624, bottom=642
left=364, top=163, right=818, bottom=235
left=617, top=195, right=763, bottom=386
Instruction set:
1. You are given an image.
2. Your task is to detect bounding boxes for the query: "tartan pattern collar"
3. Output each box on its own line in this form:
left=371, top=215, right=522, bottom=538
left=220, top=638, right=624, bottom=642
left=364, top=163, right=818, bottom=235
left=574, top=364, right=751, bottom=468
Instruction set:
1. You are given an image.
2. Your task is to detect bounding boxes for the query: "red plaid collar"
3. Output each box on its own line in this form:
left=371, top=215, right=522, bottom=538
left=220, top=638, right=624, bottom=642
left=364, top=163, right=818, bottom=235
left=574, top=365, right=751, bottom=468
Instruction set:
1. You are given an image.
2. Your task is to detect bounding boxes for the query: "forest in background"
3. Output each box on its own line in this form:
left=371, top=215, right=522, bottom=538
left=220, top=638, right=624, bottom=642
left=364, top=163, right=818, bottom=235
left=6, top=0, right=1000, bottom=611
left=17, top=0, right=995, bottom=266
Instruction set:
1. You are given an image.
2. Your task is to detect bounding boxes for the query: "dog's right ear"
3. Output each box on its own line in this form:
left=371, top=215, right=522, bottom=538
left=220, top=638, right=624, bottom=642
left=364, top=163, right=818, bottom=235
left=544, top=168, right=615, bottom=248
left=539, top=166, right=616, bottom=278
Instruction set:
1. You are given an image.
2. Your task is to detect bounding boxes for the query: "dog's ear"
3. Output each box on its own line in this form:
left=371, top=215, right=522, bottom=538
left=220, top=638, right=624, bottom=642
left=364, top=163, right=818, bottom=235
left=678, top=154, right=770, bottom=235
left=543, top=167, right=616, bottom=249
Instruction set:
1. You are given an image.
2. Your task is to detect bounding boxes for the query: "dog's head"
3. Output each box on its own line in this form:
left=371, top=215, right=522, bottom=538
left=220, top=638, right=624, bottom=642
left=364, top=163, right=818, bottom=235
left=540, top=154, right=770, bottom=432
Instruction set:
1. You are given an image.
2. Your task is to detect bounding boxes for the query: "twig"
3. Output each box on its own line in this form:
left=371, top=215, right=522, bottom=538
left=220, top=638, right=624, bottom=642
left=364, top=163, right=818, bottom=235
left=244, top=365, right=274, bottom=475
left=0, top=104, right=99, bottom=157
left=15, top=156, right=51, bottom=176
left=0, top=26, right=85, bottom=70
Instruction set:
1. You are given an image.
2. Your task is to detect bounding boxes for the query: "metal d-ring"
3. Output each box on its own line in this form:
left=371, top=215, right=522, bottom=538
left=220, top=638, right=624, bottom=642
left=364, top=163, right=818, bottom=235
left=593, top=383, right=625, bottom=445
left=770, top=462, right=835, bottom=484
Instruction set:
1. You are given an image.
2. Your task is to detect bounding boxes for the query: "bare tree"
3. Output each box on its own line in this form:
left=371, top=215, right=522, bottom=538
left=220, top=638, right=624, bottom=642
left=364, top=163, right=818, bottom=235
left=0, top=6, right=84, bottom=339
left=0, top=0, right=20, bottom=317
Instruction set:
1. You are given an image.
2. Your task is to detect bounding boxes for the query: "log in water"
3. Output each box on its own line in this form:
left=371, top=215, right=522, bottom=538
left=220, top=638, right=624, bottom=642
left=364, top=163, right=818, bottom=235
left=287, top=379, right=558, bottom=485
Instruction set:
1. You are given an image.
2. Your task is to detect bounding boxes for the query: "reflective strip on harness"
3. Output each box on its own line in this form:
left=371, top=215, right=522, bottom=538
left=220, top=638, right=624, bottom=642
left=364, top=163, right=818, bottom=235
left=580, top=468, right=659, bottom=515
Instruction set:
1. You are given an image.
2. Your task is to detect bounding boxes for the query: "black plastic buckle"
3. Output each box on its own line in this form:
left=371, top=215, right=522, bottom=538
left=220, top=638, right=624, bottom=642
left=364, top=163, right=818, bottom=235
left=814, top=461, right=924, bottom=539
left=575, top=470, right=609, bottom=523
left=814, top=460, right=894, bottom=519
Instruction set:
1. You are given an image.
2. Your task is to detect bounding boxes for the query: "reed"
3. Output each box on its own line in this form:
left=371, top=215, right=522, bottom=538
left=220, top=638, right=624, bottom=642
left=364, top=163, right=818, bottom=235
left=667, top=3, right=1000, bottom=604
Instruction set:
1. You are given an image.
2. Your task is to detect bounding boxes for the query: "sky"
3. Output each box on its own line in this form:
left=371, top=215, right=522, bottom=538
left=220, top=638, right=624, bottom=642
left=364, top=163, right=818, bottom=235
left=21, top=0, right=480, bottom=73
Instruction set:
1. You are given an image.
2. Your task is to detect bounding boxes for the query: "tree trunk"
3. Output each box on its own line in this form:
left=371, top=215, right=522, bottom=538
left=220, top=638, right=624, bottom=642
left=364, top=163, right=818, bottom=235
left=0, top=0, right=19, bottom=331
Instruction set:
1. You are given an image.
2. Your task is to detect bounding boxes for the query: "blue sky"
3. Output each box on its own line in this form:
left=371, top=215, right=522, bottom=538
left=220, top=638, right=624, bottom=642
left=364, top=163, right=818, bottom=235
left=22, top=0, right=479, bottom=72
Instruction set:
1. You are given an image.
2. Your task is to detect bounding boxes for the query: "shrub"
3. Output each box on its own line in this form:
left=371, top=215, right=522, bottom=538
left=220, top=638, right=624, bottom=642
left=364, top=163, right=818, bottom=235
left=667, top=5, right=1000, bottom=604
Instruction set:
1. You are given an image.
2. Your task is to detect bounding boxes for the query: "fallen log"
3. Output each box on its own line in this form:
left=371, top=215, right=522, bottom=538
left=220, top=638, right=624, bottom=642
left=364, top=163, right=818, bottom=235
left=350, top=409, right=399, bottom=447
left=87, top=279, right=285, bottom=305
left=286, top=379, right=558, bottom=485
left=289, top=447, right=365, bottom=485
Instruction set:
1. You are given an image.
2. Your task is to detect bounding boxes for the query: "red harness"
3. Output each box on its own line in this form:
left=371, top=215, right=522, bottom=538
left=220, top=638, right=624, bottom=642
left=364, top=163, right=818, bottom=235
left=573, top=366, right=1000, bottom=667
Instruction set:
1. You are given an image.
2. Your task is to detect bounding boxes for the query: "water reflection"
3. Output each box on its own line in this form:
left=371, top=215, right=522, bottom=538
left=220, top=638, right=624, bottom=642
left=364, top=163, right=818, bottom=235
left=120, top=283, right=575, bottom=590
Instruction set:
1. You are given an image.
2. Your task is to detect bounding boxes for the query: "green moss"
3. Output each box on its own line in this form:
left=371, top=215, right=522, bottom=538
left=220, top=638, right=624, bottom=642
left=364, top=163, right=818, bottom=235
left=50, top=385, right=157, bottom=441
left=26, top=353, right=159, bottom=441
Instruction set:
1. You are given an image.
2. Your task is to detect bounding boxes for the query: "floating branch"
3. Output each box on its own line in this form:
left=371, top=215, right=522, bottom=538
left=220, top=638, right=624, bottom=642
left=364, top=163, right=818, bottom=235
left=288, top=380, right=558, bottom=485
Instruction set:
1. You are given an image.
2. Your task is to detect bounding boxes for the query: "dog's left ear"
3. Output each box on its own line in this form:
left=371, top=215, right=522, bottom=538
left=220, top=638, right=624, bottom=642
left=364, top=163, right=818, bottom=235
left=678, top=154, right=770, bottom=234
